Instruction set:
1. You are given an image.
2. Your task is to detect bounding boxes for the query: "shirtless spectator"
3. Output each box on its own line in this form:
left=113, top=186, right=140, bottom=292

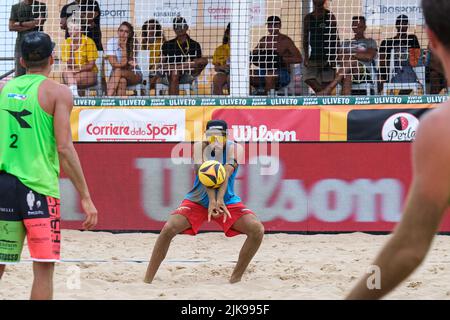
left=250, top=16, right=302, bottom=95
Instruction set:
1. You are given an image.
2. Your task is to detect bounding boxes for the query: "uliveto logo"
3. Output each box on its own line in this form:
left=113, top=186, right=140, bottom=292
left=382, top=113, right=419, bottom=141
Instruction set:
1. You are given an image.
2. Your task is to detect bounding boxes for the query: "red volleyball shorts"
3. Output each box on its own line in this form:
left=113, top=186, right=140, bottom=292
left=171, top=199, right=256, bottom=237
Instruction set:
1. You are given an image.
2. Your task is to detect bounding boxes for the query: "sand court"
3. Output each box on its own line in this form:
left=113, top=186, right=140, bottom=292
left=1, top=230, right=450, bottom=300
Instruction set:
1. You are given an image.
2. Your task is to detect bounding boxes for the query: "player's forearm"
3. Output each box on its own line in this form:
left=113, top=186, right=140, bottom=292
left=347, top=239, right=426, bottom=299
left=216, top=178, right=229, bottom=201
left=348, top=193, right=442, bottom=299
left=206, top=187, right=217, bottom=204
left=58, top=144, right=92, bottom=200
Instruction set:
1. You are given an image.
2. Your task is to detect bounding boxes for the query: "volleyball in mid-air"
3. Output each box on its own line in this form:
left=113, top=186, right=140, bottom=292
left=198, top=160, right=226, bottom=188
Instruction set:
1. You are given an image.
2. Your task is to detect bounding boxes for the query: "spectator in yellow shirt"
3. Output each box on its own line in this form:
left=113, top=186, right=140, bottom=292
left=212, top=23, right=230, bottom=95
left=61, top=17, right=98, bottom=97
left=142, top=19, right=166, bottom=93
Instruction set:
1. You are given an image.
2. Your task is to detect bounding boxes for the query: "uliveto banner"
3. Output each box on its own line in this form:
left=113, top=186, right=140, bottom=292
left=60, top=142, right=450, bottom=232
left=78, top=109, right=186, bottom=141
left=212, top=109, right=321, bottom=142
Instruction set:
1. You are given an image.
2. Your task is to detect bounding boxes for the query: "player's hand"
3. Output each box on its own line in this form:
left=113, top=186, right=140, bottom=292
left=216, top=200, right=231, bottom=223
left=208, top=200, right=219, bottom=222
left=81, top=197, right=98, bottom=230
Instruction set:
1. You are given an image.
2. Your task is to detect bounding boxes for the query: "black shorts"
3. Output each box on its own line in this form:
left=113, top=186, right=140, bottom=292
left=0, top=172, right=61, bottom=263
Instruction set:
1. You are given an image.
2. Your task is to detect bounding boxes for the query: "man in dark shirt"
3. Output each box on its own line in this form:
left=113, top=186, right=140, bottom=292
left=302, top=0, right=340, bottom=94
left=9, top=0, right=47, bottom=77
left=379, top=14, right=421, bottom=92
left=161, top=16, right=208, bottom=95
left=60, top=0, right=103, bottom=51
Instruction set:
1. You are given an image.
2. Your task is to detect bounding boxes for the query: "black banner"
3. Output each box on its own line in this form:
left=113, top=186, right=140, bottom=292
left=347, top=109, right=431, bottom=141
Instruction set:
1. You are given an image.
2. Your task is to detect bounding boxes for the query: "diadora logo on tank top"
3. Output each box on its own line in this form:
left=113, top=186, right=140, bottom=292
left=5, top=109, right=32, bottom=129
left=7, top=93, right=27, bottom=101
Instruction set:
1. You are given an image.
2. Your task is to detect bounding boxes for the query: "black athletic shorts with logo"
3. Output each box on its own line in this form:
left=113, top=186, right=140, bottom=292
left=0, top=171, right=60, bottom=263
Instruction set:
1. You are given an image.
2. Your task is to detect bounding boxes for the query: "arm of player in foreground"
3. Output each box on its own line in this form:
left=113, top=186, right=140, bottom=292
left=346, top=110, right=450, bottom=299
left=53, top=85, right=98, bottom=230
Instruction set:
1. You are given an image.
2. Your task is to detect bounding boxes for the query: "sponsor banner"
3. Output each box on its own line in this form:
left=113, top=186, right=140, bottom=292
left=347, top=109, right=431, bottom=141
left=202, top=0, right=265, bottom=26
left=211, top=109, right=320, bottom=142
left=100, top=0, right=131, bottom=26
left=363, top=0, right=423, bottom=26
left=72, top=96, right=448, bottom=107
left=78, top=109, right=186, bottom=141
left=134, top=0, right=198, bottom=28
left=60, top=142, right=450, bottom=232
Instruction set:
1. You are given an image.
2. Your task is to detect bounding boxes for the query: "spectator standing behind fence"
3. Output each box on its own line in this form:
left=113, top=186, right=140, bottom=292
left=106, top=22, right=143, bottom=96
left=379, top=14, right=421, bottom=94
left=303, top=0, right=340, bottom=95
left=60, top=0, right=103, bottom=51
left=142, top=19, right=166, bottom=94
left=212, top=23, right=230, bottom=95
left=61, top=18, right=99, bottom=97
left=9, top=0, right=47, bottom=77
left=161, top=16, right=208, bottom=95
left=250, top=16, right=302, bottom=96
left=427, top=47, right=447, bottom=94
left=337, top=16, right=378, bottom=95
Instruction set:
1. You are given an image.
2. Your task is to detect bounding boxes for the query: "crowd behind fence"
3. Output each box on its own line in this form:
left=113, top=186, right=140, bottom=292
left=1, top=0, right=446, bottom=97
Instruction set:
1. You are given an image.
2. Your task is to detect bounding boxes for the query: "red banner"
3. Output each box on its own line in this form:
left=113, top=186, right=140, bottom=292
left=61, top=142, right=450, bottom=232
left=211, top=109, right=321, bottom=142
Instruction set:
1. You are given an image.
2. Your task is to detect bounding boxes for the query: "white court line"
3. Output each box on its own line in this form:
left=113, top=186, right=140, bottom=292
left=15, top=258, right=213, bottom=264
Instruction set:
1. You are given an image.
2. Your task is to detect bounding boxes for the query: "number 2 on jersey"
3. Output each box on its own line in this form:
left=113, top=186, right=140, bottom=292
left=10, top=134, right=18, bottom=148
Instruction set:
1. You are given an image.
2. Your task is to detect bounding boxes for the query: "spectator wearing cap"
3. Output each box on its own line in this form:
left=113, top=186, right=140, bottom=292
left=212, top=23, right=231, bottom=95
left=9, top=0, right=47, bottom=77
left=250, top=16, right=302, bottom=95
left=160, top=16, right=208, bottom=95
left=61, top=17, right=99, bottom=97
left=303, top=0, right=340, bottom=95
left=379, top=14, right=421, bottom=94
left=60, top=0, right=103, bottom=51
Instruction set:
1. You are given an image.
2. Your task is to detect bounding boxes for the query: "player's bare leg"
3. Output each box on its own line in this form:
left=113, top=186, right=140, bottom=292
left=30, top=262, right=54, bottom=300
left=0, top=264, right=5, bottom=279
left=144, top=214, right=191, bottom=283
left=229, top=214, right=264, bottom=283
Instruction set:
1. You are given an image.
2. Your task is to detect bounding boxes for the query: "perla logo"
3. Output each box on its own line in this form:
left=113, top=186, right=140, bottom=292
left=231, top=125, right=298, bottom=142
left=382, top=113, right=419, bottom=141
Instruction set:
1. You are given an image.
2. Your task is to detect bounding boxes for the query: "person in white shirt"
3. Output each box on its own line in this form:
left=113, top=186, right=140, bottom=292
left=106, top=21, right=143, bottom=96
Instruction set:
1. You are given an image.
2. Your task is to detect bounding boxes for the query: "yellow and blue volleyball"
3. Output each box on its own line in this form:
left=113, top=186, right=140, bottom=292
left=198, top=160, right=226, bottom=188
